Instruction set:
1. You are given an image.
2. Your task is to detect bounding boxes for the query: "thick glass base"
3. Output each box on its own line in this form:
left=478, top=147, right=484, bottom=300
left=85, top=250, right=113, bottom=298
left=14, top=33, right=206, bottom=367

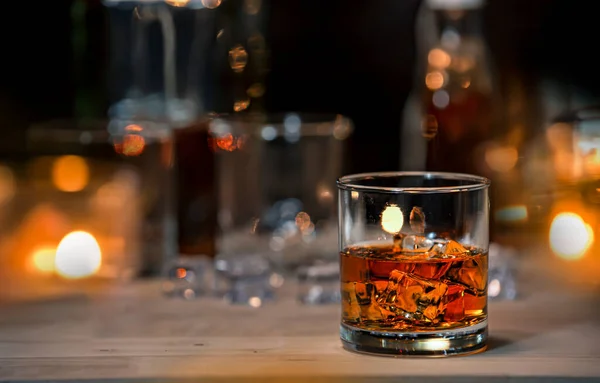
left=340, top=320, right=487, bottom=357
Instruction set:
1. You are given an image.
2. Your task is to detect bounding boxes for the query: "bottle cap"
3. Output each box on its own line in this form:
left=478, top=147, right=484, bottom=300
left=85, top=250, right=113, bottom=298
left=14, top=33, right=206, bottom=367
left=426, top=0, right=485, bottom=9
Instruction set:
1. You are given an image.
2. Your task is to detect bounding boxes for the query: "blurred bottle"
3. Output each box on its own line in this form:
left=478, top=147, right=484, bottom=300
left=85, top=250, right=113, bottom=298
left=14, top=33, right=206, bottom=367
left=104, top=0, right=220, bottom=273
left=403, top=0, right=530, bottom=234
left=104, top=0, right=270, bottom=291
left=170, top=0, right=269, bottom=262
left=420, top=0, right=496, bottom=175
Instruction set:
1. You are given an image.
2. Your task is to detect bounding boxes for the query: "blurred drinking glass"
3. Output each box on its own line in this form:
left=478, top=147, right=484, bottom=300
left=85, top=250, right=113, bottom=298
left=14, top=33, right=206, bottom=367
left=104, top=0, right=270, bottom=297
left=0, top=119, right=175, bottom=301
left=209, top=113, right=352, bottom=305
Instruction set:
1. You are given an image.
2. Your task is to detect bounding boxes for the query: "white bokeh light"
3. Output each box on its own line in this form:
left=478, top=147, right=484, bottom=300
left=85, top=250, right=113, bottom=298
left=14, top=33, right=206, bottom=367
left=55, top=231, right=102, bottom=279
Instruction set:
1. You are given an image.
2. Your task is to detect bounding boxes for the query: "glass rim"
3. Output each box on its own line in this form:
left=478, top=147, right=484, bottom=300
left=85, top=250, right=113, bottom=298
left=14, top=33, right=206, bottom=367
left=212, top=112, right=348, bottom=123
left=208, top=112, right=353, bottom=139
left=337, top=171, right=491, bottom=194
left=27, top=118, right=170, bottom=146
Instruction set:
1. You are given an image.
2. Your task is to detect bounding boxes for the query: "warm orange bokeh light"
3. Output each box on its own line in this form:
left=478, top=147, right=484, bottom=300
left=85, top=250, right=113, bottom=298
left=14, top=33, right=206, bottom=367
left=176, top=268, right=187, bottom=279
left=295, top=212, right=311, bottom=232
left=213, top=134, right=248, bottom=152
left=30, top=246, right=56, bottom=273
left=229, top=45, right=248, bottom=73
left=115, top=134, right=146, bottom=157
left=485, top=145, right=519, bottom=173
left=247, top=83, right=265, bottom=98
left=425, top=71, right=445, bottom=90
left=216, top=133, right=236, bottom=151
left=428, top=48, right=451, bottom=69
left=166, top=0, right=190, bottom=6
left=233, top=99, right=251, bottom=112
left=51, top=155, right=89, bottom=192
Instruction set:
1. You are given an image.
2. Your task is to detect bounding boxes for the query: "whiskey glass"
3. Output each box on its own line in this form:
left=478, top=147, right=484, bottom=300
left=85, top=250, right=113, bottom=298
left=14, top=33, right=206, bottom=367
left=338, top=171, right=490, bottom=356
left=210, top=113, right=352, bottom=305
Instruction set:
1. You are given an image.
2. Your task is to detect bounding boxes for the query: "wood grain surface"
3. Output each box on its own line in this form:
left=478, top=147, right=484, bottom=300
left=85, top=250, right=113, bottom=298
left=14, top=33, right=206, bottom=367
left=1, top=269, right=599, bottom=382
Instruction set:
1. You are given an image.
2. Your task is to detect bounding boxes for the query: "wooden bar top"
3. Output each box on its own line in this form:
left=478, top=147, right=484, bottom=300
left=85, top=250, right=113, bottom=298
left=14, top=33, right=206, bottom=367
left=1, top=272, right=599, bottom=382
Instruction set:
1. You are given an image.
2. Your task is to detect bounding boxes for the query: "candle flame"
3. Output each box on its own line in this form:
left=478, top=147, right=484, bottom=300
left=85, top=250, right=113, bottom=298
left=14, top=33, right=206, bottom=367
left=55, top=231, right=102, bottom=279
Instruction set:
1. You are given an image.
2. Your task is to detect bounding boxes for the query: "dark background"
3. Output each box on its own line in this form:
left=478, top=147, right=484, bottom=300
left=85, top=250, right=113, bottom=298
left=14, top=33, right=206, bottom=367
left=0, top=0, right=597, bottom=172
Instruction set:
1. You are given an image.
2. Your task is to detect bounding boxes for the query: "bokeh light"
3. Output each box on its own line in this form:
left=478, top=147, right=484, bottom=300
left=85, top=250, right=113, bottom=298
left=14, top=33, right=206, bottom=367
left=51, top=155, right=89, bottom=192
left=55, top=231, right=102, bottom=279
left=30, top=247, right=56, bottom=274
left=549, top=212, right=594, bottom=261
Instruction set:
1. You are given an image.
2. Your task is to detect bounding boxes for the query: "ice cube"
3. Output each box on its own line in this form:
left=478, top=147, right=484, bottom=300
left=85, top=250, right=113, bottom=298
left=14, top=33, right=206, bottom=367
left=443, top=283, right=465, bottom=322
left=409, top=206, right=426, bottom=234
left=443, top=240, right=469, bottom=256
left=446, top=258, right=487, bottom=293
left=373, top=280, right=389, bottom=298
left=354, top=282, right=374, bottom=305
left=344, top=282, right=395, bottom=322
left=429, top=239, right=468, bottom=259
left=402, top=235, right=434, bottom=252
left=393, top=233, right=435, bottom=254
left=378, top=270, right=448, bottom=322
left=341, top=282, right=361, bottom=321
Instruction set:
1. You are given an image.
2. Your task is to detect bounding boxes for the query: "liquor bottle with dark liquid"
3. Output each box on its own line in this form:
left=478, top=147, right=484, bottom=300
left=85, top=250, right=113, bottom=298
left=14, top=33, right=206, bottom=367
left=105, top=0, right=224, bottom=266
left=417, top=0, right=496, bottom=176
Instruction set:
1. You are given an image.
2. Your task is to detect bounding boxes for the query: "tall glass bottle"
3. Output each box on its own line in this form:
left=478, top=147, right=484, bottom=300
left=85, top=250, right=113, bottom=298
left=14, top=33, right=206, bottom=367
left=425, top=0, right=495, bottom=174
left=405, top=0, right=497, bottom=176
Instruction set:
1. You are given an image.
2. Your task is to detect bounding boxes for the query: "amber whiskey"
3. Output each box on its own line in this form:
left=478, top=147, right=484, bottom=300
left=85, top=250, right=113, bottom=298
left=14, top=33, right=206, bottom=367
left=341, top=241, right=487, bottom=332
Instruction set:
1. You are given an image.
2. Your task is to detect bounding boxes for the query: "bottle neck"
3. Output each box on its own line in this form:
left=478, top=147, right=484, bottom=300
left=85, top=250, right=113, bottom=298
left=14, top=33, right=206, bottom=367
left=433, top=8, right=484, bottom=42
